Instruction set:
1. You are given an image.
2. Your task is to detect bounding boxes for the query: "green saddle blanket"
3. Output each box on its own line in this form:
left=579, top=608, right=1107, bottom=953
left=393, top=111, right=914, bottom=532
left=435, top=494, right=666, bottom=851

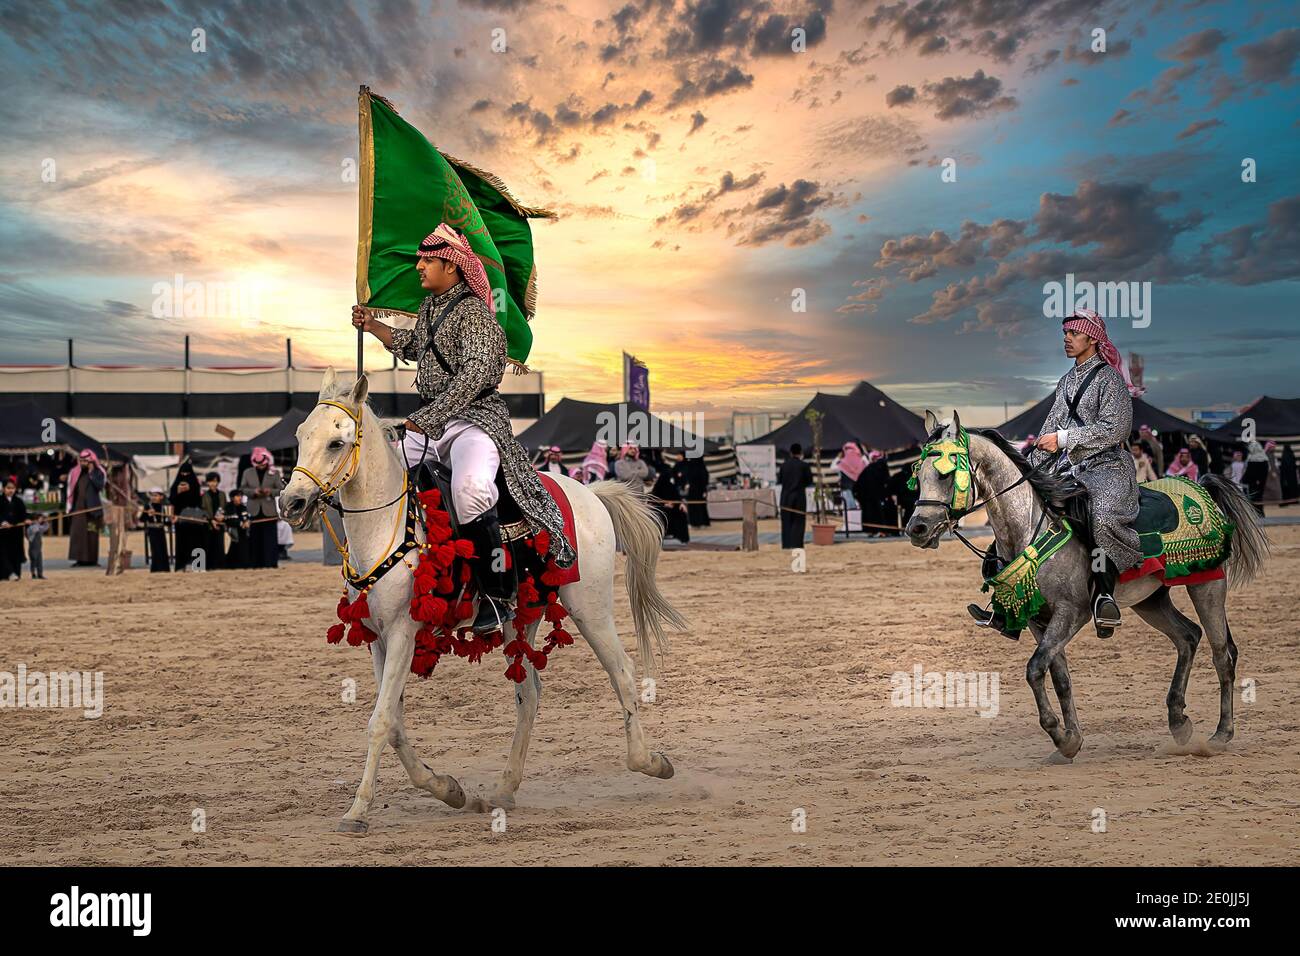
left=1133, top=475, right=1234, bottom=575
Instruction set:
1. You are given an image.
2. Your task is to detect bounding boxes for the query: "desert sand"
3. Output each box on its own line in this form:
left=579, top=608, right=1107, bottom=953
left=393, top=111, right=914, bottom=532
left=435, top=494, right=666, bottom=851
left=2, top=524, right=1298, bottom=866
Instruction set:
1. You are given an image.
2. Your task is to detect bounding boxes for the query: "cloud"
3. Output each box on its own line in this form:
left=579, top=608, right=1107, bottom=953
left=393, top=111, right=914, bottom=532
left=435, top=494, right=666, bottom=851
left=875, top=219, right=1028, bottom=282
left=869, top=180, right=1212, bottom=326
left=957, top=300, right=1034, bottom=338
left=921, top=70, right=1017, bottom=121
left=1164, top=28, right=1229, bottom=62
left=1175, top=118, right=1223, bottom=140
left=1236, top=27, right=1300, bottom=84
left=885, top=83, right=917, bottom=107
left=816, top=114, right=927, bottom=158
left=861, top=0, right=1110, bottom=64
left=1195, top=194, right=1300, bottom=285
left=835, top=277, right=889, bottom=314
left=1063, top=37, right=1132, bottom=64
left=657, top=169, right=766, bottom=225
left=727, top=179, right=837, bottom=247
left=666, top=59, right=755, bottom=107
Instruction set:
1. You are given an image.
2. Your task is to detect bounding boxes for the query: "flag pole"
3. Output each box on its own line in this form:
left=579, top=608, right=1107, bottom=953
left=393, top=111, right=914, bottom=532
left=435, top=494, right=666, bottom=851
left=356, top=85, right=375, bottom=382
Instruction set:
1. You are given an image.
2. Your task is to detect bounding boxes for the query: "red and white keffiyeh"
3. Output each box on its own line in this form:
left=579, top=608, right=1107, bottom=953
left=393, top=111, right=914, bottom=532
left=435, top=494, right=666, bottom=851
left=417, top=223, right=492, bottom=305
left=1062, top=309, right=1145, bottom=398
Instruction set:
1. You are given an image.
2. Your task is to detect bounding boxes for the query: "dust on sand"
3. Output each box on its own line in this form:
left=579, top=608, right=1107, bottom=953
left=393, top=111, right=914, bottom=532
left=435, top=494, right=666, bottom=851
left=2, top=527, right=1298, bottom=865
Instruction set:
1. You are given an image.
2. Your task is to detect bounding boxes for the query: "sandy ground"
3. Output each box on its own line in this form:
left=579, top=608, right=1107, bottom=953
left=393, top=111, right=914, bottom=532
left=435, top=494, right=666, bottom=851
left=2, top=523, right=1298, bottom=866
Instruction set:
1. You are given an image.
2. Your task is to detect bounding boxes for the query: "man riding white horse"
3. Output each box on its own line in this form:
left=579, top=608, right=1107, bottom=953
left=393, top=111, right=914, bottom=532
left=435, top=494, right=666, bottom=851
left=972, top=308, right=1144, bottom=638
left=351, top=223, right=576, bottom=634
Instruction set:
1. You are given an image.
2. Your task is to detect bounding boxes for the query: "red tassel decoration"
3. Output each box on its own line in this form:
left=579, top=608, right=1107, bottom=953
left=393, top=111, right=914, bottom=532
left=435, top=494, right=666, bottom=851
left=327, top=482, right=576, bottom=684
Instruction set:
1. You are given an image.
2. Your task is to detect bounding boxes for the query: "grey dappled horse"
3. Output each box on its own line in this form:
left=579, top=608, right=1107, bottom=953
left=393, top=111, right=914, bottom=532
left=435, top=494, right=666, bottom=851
left=907, top=411, right=1268, bottom=762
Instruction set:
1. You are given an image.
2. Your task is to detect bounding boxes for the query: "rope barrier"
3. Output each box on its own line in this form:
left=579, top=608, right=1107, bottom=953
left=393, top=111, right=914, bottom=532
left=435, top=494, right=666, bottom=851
left=644, top=493, right=908, bottom=531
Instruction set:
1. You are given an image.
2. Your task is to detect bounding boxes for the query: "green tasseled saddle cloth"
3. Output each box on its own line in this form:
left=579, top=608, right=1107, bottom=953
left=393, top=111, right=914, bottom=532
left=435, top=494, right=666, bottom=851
left=1130, top=475, right=1235, bottom=579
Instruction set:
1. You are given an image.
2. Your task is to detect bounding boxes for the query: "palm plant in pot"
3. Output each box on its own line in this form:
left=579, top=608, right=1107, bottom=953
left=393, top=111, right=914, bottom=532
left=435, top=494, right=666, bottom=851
left=804, top=408, right=838, bottom=546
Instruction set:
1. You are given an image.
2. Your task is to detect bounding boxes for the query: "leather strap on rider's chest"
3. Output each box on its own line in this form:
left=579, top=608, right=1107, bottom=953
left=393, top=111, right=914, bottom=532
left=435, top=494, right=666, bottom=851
left=1065, top=362, right=1104, bottom=428
left=424, top=289, right=496, bottom=404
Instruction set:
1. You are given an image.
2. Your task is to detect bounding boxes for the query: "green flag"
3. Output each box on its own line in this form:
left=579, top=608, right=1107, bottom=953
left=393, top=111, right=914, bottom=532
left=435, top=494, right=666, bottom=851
left=356, top=86, right=553, bottom=366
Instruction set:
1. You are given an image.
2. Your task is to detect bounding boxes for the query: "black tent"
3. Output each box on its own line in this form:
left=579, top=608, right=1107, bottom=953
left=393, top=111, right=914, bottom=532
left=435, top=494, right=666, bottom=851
left=1214, top=396, right=1300, bottom=440
left=0, top=398, right=128, bottom=461
left=751, top=381, right=926, bottom=452
left=998, top=394, right=1227, bottom=442
left=516, top=397, right=720, bottom=454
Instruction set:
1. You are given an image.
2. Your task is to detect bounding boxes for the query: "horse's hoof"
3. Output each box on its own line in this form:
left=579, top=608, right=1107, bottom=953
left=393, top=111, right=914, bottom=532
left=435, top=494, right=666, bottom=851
left=1042, top=751, right=1073, bottom=765
left=488, top=791, right=516, bottom=810
left=653, top=753, right=675, bottom=779
left=1207, top=730, right=1233, bottom=750
left=1058, top=731, right=1083, bottom=759
left=1170, top=717, right=1195, bottom=745
left=443, top=777, right=467, bottom=810
left=336, top=818, right=369, bottom=835
left=461, top=794, right=492, bottom=814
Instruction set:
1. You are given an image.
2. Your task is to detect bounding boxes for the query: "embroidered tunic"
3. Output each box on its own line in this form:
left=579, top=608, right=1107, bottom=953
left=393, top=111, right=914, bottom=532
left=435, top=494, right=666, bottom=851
left=385, top=281, right=576, bottom=566
left=1027, top=352, right=1142, bottom=570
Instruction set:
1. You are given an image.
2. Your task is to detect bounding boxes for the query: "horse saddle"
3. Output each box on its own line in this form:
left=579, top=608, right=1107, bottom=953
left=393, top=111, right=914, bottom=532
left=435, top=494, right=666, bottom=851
left=1135, top=484, right=1180, bottom=536
left=407, top=461, right=530, bottom=542
left=1064, top=480, right=1184, bottom=558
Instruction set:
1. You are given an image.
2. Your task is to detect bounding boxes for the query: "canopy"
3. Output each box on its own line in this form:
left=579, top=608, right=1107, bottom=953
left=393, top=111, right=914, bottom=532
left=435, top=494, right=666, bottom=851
left=0, top=398, right=128, bottom=461
left=997, top=394, right=1227, bottom=442
left=752, top=381, right=926, bottom=452
left=1214, top=396, right=1300, bottom=439
left=515, top=397, right=720, bottom=454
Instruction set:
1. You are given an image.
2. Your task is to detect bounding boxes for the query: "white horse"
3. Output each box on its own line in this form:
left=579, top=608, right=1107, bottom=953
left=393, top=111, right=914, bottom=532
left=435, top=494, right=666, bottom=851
left=280, top=369, right=685, bottom=833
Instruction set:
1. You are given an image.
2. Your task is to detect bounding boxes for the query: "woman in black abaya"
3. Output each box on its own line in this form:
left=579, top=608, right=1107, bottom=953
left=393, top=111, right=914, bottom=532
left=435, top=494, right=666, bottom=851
left=651, top=467, right=690, bottom=544
left=170, top=460, right=204, bottom=571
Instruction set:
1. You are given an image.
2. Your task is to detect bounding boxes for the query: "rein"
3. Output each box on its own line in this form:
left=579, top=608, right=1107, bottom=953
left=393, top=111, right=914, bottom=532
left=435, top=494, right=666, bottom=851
left=909, top=427, right=1056, bottom=562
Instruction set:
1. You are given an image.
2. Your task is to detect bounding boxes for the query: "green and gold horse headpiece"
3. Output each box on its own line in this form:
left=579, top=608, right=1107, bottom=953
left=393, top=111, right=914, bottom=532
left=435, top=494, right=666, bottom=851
left=908, top=426, right=974, bottom=513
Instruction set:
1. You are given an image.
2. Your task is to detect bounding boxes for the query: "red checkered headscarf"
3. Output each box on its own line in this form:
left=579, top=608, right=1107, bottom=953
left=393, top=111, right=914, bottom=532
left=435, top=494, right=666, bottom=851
left=417, top=223, right=492, bottom=305
left=1062, top=309, right=1145, bottom=398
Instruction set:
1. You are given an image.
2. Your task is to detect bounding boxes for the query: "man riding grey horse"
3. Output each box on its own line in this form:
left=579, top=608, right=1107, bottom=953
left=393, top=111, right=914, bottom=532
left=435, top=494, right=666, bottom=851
left=351, top=223, right=576, bottom=634
left=973, top=308, right=1144, bottom=638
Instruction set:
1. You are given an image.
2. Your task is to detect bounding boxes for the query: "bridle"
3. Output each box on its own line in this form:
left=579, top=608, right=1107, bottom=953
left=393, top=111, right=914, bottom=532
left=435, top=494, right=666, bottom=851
left=291, top=399, right=409, bottom=515
left=290, top=398, right=418, bottom=589
left=908, top=427, right=1052, bottom=559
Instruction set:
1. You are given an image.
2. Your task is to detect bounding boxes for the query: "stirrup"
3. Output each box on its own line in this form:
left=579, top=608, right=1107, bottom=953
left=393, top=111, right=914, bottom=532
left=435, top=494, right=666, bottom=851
left=966, top=603, right=1020, bottom=641
left=1093, top=593, right=1122, bottom=638
left=472, top=595, right=515, bottom=634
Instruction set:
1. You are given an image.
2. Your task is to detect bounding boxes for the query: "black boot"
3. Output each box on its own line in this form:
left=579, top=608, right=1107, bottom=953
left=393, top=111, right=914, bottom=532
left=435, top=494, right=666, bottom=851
left=967, top=603, right=1021, bottom=641
left=460, top=508, right=516, bottom=634
left=1092, top=558, right=1122, bottom=638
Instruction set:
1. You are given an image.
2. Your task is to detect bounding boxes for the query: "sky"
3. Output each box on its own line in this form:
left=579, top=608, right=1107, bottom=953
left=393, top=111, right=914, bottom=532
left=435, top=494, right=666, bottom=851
left=0, top=0, right=1297, bottom=427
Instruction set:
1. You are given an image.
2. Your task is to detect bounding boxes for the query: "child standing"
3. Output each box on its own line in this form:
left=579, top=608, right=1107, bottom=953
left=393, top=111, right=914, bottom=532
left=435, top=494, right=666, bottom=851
left=143, top=487, right=171, bottom=573
left=25, top=513, right=48, bottom=579
left=224, top=489, right=252, bottom=569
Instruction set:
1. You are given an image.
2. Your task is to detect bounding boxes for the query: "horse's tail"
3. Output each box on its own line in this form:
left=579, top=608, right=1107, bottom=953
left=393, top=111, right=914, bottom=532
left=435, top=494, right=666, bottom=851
left=1200, top=473, right=1269, bottom=588
left=589, top=480, right=687, bottom=671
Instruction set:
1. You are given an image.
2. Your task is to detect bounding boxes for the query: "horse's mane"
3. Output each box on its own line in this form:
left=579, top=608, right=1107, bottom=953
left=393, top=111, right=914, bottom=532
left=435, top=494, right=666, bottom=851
left=925, top=425, right=1085, bottom=510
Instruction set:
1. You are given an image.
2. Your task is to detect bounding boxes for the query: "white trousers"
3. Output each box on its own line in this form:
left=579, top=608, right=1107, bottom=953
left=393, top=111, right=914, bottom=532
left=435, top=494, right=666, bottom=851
left=398, top=419, right=500, bottom=522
